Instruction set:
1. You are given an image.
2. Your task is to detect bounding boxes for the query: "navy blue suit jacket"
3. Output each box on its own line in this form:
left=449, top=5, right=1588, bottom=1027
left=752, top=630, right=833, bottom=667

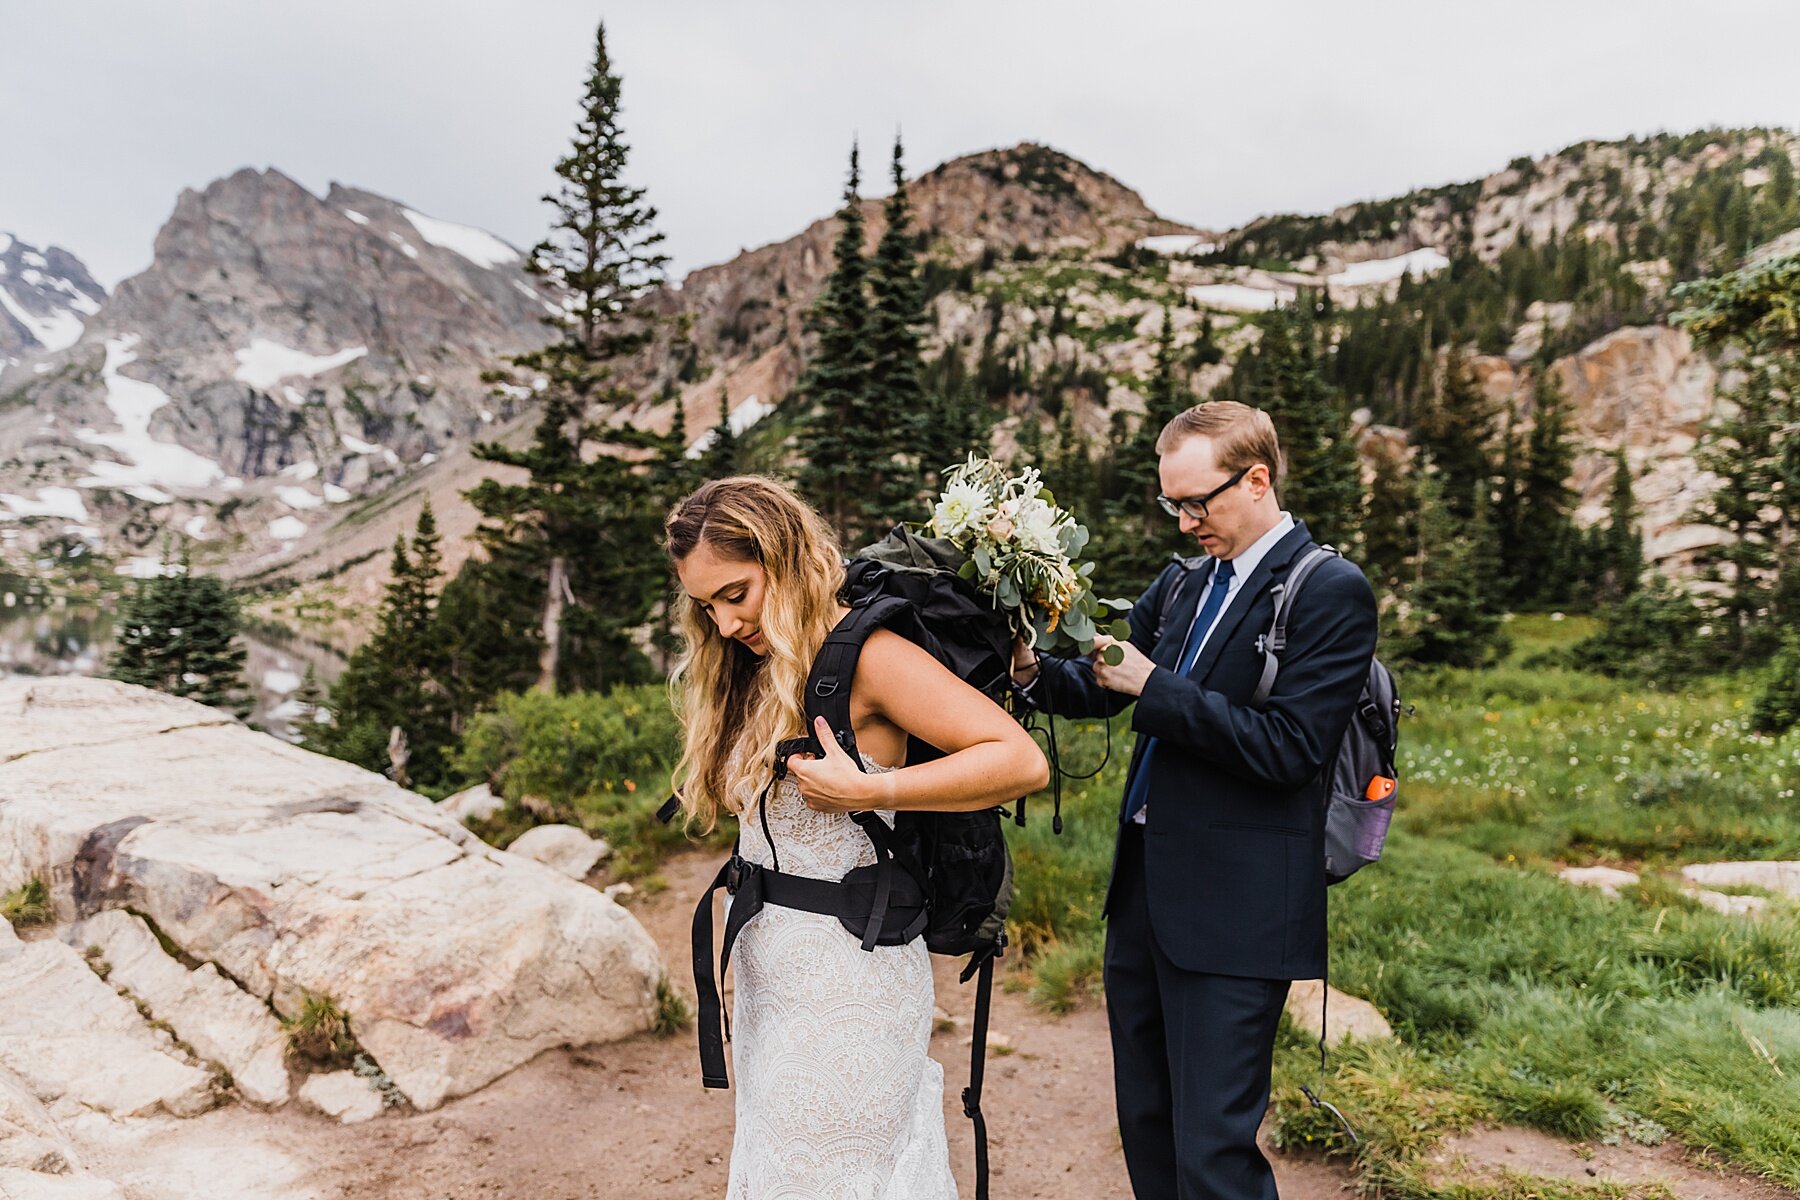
left=1032, top=521, right=1377, bottom=980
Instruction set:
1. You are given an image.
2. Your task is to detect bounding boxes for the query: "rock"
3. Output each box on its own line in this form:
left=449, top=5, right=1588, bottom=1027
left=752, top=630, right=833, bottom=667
left=0, top=917, right=19, bottom=962
left=0, top=678, right=666, bottom=1112
left=1558, top=865, right=1641, bottom=897
left=506, top=824, right=610, bottom=879
left=0, top=1064, right=80, bottom=1173
left=61, top=911, right=291, bottom=1107
left=1285, top=980, right=1393, bottom=1044
left=1681, top=861, right=1800, bottom=899
left=0, top=940, right=214, bottom=1120
left=438, top=782, right=503, bottom=825
left=1682, top=887, right=1769, bottom=917
left=602, top=881, right=636, bottom=901
left=0, top=1170, right=126, bottom=1199
left=296, top=1072, right=385, bottom=1125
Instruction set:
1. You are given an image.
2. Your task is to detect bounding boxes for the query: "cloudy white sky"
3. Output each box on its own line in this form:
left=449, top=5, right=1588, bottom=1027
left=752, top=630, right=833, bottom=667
left=6, top=0, right=1798, bottom=288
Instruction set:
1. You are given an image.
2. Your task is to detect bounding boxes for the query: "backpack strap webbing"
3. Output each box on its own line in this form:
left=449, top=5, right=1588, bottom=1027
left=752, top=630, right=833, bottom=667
left=961, top=945, right=1001, bottom=1200
left=1250, top=546, right=1340, bottom=709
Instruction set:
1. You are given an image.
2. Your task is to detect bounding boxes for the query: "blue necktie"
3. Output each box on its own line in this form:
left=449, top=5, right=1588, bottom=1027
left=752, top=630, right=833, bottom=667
left=1122, top=558, right=1235, bottom=822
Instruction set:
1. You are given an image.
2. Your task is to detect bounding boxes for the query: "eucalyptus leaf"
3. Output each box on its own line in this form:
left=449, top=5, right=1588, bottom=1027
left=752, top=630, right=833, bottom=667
left=1108, top=619, right=1132, bottom=640
left=957, top=559, right=978, bottom=580
left=1103, top=645, right=1125, bottom=666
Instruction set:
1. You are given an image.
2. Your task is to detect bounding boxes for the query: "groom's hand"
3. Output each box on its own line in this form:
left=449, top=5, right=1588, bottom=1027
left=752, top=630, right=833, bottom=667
left=1090, top=634, right=1153, bottom=696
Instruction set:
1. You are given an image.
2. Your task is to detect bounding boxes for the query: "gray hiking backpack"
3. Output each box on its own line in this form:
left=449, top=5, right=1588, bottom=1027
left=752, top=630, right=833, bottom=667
left=1155, top=545, right=1399, bottom=883
left=1252, top=546, right=1399, bottom=883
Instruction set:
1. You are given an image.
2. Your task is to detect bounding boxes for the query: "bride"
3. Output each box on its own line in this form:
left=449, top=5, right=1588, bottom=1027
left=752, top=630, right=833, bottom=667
left=664, top=476, right=1048, bottom=1199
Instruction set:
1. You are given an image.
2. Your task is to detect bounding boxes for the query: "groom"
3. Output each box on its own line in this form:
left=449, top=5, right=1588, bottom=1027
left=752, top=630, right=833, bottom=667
left=1012, top=401, right=1377, bottom=1200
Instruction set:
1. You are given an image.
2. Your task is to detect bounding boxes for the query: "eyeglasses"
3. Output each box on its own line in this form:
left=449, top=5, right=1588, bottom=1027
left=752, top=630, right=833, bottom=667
left=1157, top=466, right=1251, bottom=521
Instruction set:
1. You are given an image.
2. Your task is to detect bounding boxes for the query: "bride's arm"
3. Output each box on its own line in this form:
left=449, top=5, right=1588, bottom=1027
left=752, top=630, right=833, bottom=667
left=785, top=629, right=1049, bottom=814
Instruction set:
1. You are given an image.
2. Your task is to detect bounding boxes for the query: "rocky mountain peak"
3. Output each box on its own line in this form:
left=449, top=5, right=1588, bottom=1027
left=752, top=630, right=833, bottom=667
left=0, top=232, right=106, bottom=365
left=0, top=167, right=555, bottom=573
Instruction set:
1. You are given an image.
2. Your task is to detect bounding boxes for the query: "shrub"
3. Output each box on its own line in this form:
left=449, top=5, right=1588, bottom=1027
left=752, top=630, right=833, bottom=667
left=284, top=991, right=358, bottom=1068
left=1751, top=631, right=1800, bottom=735
left=1563, top=575, right=1711, bottom=681
left=1, top=878, right=52, bottom=928
left=450, top=685, right=715, bottom=877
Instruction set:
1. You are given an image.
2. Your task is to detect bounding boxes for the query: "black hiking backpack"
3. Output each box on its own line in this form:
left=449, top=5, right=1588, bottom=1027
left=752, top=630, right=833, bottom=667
left=666, top=527, right=1022, bottom=1200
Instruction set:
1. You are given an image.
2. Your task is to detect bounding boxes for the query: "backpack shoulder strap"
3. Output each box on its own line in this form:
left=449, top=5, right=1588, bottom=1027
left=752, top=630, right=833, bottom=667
left=1250, top=545, right=1341, bottom=709
left=1153, top=555, right=1212, bottom=644
left=804, top=594, right=917, bottom=763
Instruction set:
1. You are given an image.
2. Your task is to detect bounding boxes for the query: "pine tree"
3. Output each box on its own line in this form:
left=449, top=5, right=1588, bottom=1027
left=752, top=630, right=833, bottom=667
left=294, top=664, right=324, bottom=735
left=1228, top=304, right=1364, bottom=549
left=794, top=144, right=878, bottom=543
left=314, top=506, right=457, bottom=790
left=1389, top=455, right=1509, bottom=668
left=1102, top=306, right=1192, bottom=582
left=1362, top=440, right=1415, bottom=592
left=459, top=21, right=668, bottom=697
left=1598, top=447, right=1645, bottom=602
left=704, top=386, right=743, bottom=479
left=1413, top=347, right=1499, bottom=521
left=1512, top=368, right=1582, bottom=607
left=862, top=135, right=933, bottom=529
left=1687, top=364, right=1783, bottom=661
left=108, top=554, right=249, bottom=715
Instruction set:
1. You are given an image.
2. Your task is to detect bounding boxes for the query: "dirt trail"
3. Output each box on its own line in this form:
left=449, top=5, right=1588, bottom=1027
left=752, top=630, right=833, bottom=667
left=303, top=850, right=1353, bottom=1199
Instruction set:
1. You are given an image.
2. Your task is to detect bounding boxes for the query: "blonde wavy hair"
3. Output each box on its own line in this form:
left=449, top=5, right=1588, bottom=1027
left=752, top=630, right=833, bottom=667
left=664, top=476, right=846, bottom=833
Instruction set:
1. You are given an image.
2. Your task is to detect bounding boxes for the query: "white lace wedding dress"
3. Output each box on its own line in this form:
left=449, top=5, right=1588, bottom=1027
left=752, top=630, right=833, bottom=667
left=725, top=755, right=958, bottom=1199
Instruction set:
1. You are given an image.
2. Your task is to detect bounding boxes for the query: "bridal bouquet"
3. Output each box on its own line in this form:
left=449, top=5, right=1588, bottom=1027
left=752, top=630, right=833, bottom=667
left=926, top=454, right=1130, bottom=663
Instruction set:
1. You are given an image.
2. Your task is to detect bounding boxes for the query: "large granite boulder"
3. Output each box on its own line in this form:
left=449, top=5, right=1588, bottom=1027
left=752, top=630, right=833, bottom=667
left=0, top=677, right=666, bottom=1112
left=62, top=911, right=292, bottom=1108
left=0, top=939, right=215, bottom=1120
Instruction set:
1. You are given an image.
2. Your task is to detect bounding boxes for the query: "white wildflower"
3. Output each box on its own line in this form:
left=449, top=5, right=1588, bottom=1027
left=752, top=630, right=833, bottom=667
left=1007, top=495, right=1064, bottom=555
left=930, top=479, right=994, bottom=540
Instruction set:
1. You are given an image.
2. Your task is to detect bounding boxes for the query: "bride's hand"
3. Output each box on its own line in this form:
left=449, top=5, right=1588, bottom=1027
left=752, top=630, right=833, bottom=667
left=786, top=716, right=886, bottom=813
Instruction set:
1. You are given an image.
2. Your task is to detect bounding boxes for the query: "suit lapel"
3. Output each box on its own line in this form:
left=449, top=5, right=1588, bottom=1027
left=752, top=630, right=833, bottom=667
left=1185, top=522, right=1314, bottom=686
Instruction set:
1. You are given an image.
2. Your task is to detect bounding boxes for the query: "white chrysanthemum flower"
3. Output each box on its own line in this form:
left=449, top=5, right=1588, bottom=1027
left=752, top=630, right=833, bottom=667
left=931, top=479, right=994, bottom=540
left=1006, top=495, right=1064, bottom=556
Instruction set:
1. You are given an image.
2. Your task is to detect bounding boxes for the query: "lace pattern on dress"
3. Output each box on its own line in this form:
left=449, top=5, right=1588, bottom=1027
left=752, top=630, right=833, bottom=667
left=724, top=754, right=956, bottom=1199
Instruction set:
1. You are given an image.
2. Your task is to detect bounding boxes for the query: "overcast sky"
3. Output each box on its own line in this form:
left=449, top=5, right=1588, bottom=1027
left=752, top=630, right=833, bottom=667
left=6, top=0, right=1799, bottom=289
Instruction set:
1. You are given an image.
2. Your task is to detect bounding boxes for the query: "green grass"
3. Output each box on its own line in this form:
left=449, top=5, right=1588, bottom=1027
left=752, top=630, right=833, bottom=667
left=1, top=878, right=52, bottom=928
left=1001, top=614, right=1800, bottom=1193
left=283, top=990, right=359, bottom=1069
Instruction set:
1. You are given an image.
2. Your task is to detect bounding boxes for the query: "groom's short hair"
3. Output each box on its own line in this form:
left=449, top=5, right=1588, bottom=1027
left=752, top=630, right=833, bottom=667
left=1155, top=401, right=1286, bottom=487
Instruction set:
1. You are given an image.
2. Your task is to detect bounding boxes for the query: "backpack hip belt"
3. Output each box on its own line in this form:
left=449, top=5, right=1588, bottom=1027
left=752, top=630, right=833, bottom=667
left=690, top=820, right=930, bottom=1090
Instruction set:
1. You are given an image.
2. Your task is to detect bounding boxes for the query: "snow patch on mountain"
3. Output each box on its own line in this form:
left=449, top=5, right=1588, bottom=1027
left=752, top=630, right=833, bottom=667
left=1186, top=283, right=1295, bottom=312
left=1136, top=234, right=1218, bottom=257
left=1327, top=248, right=1450, bottom=288
left=687, top=394, right=777, bottom=458
left=275, top=486, right=323, bottom=510
left=76, top=336, right=226, bottom=494
left=233, top=339, right=368, bottom=390
left=268, top=515, right=308, bottom=541
left=0, top=487, right=89, bottom=521
left=0, top=283, right=85, bottom=351
left=403, top=209, right=519, bottom=269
